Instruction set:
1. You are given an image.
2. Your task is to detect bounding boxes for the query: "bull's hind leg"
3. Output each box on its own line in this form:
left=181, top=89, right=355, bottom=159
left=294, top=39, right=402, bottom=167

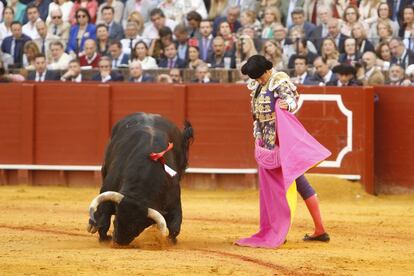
left=165, top=201, right=182, bottom=244
left=95, top=201, right=115, bottom=242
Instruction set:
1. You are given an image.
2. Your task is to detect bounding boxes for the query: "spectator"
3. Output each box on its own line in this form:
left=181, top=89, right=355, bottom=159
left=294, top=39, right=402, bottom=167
left=360, top=51, right=385, bottom=85
left=27, top=53, right=60, bottom=81
left=289, top=8, right=315, bottom=39
left=235, top=34, right=257, bottom=64
left=67, top=8, right=96, bottom=55
left=358, top=0, right=380, bottom=26
left=387, top=0, right=413, bottom=25
left=148, top=26, right=173, bottom=60
left=279, top=0, right=303, bottom=27
left=400, top=6, right=414, bottom=51
left=48, top=40, right=71, bottom=70
left=287, top=38, right=318, bottom=69
left=338, top=37, right=361, bottom=65
left=22, top=5, right=41, bottom=39
left=96, top=0, right=124, bottom=24
left=187, top=45, right=204, bottom=69
left=157, top=0, right=184, bottom=24
left=100, top=6, right=124, bottom=41
left=321, top=37, right=340, bottom=68
left=61, top=59, right=83, bottom=82
left=341, top=5, right=368, bottom=37
left=329, top=63, right=362, bottom=86
left=272, top=23, right=294, bottom=61
left=216, top=21, right=236, bottom=55
left=261, top=6, right=281, bottom=40
left=125, top=11, right=145, bottom=35
left=323, top=17, right=347, bottom=54
left=47, top=8, right=70, bottom=43
left=198, top=19, right=214, bottom=62
left=213, top=5, right=241, bottom=35
left=288, top=26, right=317, bottom=55
left=174, top=24, right=189, bottom=61
left=291, top=55, right=317, bottom=85
left=374, top=20, right=394, bottom=47
left=22, top=0, right=50, bottom=23
left=208, top=0, right=228, bottom=20
left=79, top=38, right=100, bottom=68
left=156, top=73, right=173, bottom=83
left=128, top=60, right=154, bottom=82
left=46, top=0, right=74, bottom=23
left=22, top=40, right=40, bottom=69
left=91, top=56, right=123, bottom=82
left=312, top=56, right=338, bottom=85
left=387, top=63, right=408, bottom=85
left=192, top=63, right=217, bottom=83
left=240, top=9, right=261, bottom=33
left=225, top=0, right=257, bottom=14
left=141, top=8, right=177, bottom=43
left=169, top=68, right=182, bottom=83
left=303, top=0, right=344, bottom=25
left=369, top=3, right=399, bottom=42
left=108, top=40, right=129, bottom=68
left=131, top=40, right=158, bottom=69
left=120, top=21, right=141, bottom=55
left=351, top=22, right=375, bottom=54
left=96, top=24, right=109, bottom=56
left=206, top=35, right=235, bottom=68
left=186, top=11, right=202, bottom=39
left=405, top=63, right=414, bottom=84
left=158, top=42, right=186, bottom=68
left=8, top=0, right=26, bottom=24
left=1, top=21, right=31, bottom=67
left=309, top=5, right=332, bottom=47
left=123, top=0, right=157, bottom=26
left=375, top=41, right=392, bottom=71
left=0, top=7, right=14, bottom=42
left=262, top=39, right=284, bottom=70
left=34, top=20, right=60, bottom=58
left=389, top=37, right=414, bottom=69
left=69, top=0, right=98, bottom=25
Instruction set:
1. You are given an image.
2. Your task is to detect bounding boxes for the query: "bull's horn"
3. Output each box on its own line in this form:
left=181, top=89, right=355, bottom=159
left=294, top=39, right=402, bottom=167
left=147, top=208, right=169, bottom=237
left=88, top=191, right=124, bottom=223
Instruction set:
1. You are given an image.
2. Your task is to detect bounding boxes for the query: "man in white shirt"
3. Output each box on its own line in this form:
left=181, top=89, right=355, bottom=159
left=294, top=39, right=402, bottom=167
left=61, top=59, right=83, bottom=82
left=48, top=41, right=71, bottom=70
left=120, top=22, right=141, bottom=55
left=34, top=20, right=60, bottom=60
left=142, top=8, right=177, bottom=45
left=22, top=5, right=41, bottom=40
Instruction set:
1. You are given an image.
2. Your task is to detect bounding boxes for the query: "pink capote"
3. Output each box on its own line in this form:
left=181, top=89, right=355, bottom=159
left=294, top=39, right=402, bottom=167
left=235, top=103, right=331, bottom=248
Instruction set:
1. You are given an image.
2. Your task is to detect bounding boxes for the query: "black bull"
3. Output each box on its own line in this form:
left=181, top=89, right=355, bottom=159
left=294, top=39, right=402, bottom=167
left=87, top=113, right=193, bottom=245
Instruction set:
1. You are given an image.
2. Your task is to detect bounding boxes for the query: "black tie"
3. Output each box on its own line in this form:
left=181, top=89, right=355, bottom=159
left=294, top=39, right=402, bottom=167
left=41, top=40, right=45, bottom=54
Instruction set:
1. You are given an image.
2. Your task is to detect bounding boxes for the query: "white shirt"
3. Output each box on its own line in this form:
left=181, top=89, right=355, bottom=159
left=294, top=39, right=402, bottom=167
left=120, top=36, right=142, bottom=55
left=23, top=19, right=41, bottom=40
left=101, top=74, right=112, bottom=82
left=61, top=73, right=82, bottom=82
left=323, top=70, right=333, bottom=83
left=295, top=72, right=308, bottom=84
left=141, top=18, right=177, bottom=45
left=35, top=71, right=46, bottom=82
left=46, top=1, right=74, bottom=23
left=48, top=52, right=71, bottom=70
left=136, top=56, right=158, bottom=70
left=0, top=22, right=12, bottom=42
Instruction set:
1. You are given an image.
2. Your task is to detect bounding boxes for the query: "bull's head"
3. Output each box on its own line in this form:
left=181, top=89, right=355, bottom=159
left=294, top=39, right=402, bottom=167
left=86, top=191, right=169, bottom=245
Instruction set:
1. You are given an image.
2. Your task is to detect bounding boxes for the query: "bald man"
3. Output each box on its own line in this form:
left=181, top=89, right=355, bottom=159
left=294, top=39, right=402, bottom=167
left=361, top=51, right=385, bottom=85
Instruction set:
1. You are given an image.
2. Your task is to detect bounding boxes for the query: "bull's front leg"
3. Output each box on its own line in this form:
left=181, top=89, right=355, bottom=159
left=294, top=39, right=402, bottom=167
left=164, top=200, right=182, bottom=244
left=94, top=201, right=115, bottom=242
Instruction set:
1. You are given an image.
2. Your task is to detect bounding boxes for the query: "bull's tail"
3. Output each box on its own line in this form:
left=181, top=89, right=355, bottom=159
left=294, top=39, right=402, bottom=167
left=182, top=120, right=194, bottom=169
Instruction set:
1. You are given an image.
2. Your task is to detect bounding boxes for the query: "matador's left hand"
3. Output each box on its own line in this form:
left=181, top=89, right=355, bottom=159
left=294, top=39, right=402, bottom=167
left=278, top=100, right=289, bottom=110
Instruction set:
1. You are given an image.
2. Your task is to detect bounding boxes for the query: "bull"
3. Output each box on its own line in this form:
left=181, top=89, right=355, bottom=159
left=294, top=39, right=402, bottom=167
left=86, top=112, right=193, bottom=245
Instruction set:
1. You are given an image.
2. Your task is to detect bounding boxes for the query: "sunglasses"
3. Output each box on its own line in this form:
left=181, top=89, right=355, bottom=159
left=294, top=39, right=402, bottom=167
left=52, top=16, right=62, bottom=19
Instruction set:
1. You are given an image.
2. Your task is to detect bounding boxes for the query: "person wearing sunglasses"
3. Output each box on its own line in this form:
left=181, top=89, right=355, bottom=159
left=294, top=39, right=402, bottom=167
left=67, top=8, right=96, bottom=56
left=47, top=8, right=70, bottom=43
left=46, top=0, right=73, bottom=23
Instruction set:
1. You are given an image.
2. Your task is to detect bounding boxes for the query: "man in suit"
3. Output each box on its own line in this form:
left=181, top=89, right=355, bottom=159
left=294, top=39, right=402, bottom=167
left=279, top=0, right=304, bottom=28
left=174, top=24, right=189, bottom=61
left=47, top=8, right=70, bottom=44
left=34, top=20, right=60, bottom=60
left=158, top=42, right=186, bottom=68
left=289, top=8, right=315, bottom=39
left=1, top=21, right=31, bottom=67
left=128, top=60, right=154, bottom=83
left=101, top=6, right=124, bottom=42
left=309, top=5, right=331, bottom=48
left=361, top=51, right=385, bottom=85
left=79, top=39, right=100, bottom=68
left=287, top=38, right=318, bottom=69
left=22, top=0, right=50, bottom=23
left=338, top=37, right=361, bottom=65
left=206, top=36, right=235, bottom=68
left=322, top=17, right=347, bottom=54
left=291, top=55, right=317, bottom=85
left=61, top=59, right=83, bottom=82
left=191, top=63, right=217, bottom=83
left=91, top=56, right=124, bottom=82
left=120, top=22, right=141, bottom=55
left=27, top=53, right=60, bottom=81
left=108, top=41, right=130, bottom=68
left=198, top=20, right=214, bottom=62
left=212, top=6, right=241, bottom=36
left=312, top=56, right=337, bottom=85
left=389, top=37, right=414, bottom=69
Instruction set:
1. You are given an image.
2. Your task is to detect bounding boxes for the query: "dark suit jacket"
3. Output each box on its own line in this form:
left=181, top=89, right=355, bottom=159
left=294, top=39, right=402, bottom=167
left=198, top=36, right=214, bottom=62
left=338, top=53, right=362, bottom=64
left=27, top=70, right=60, bottom=81
left=157, top=57, right=186, bottom=68
left=128, top=74, right=154, bottom=83
left=326, top=79, right=362, bottom=86
left=108, top=22, right=124, bottom=41
left=312, top=71, right=338, bottom=85
left=390, top=49, right=414, bottom=69
left=212, top=16, right=241, bottom=36
left=91, top=71, right=124, bottom=82
left=358, top=39, right=375, bottom=55
left=1, top=35, right=32, bottom=66
left=191, top=78, right=218, bottom=83
left=318, top=33, right=348, bottom=54
left=289, top=22, right=316, bottom=39
left=206, top=52, right=236, bottom=68
left=310, top=25, right=323, bottom=46
left=111, top=53, right=130, bottom=68
left=287, top=52, right=318, bottom=69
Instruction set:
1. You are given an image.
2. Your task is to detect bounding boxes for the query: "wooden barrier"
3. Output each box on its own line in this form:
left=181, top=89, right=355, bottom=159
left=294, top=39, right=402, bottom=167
left=0, top=83, right=410, bottom=194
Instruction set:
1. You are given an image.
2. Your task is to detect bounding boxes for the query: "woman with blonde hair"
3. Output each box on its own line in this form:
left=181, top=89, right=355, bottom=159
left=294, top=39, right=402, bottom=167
left=374, top=20, right=393, bottom=46
left=341, top=5, right=368, bottom=36
left=22, top=41, right=40, bottom=70
left=262, top=39, right=284, bottom=70
left=358, top=0, right=381, bottom=26
left=240, top=9, right=261, bottom=32
left=126, top=11, right=145, bottom=35
left=208, top=0, right=228, bottom=20
left=261, top=6, right=281, bottom=40
left=369, top=3, right=399, bottom=42
left=236, top=34, right=257, bottom=64
left=351, top=21, right=375, bottom=54
left=321, top=37, right=339, bottom=68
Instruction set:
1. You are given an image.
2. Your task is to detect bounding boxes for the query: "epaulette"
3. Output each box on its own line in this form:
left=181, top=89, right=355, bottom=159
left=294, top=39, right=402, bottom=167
left=268, top=71, right=297, bottom=92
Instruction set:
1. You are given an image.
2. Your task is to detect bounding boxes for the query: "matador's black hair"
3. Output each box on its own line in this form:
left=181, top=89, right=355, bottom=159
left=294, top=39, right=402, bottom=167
left=241, top=55, right=273, bottom=79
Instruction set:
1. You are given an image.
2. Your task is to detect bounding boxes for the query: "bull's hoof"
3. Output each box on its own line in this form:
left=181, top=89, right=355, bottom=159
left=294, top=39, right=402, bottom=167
left=99, top=235, right=112, bottom=243
left=86, top=223, right=98, bottom=234
left=168, top=236, right=177, bottom=244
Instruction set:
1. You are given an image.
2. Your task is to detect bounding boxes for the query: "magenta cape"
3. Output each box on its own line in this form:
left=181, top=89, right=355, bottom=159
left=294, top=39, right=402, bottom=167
left=235, top=105, right=331, bottom=248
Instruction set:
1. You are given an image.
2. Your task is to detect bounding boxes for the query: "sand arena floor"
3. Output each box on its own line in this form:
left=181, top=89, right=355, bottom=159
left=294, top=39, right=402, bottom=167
left=0, top=175, right=413, bottom=275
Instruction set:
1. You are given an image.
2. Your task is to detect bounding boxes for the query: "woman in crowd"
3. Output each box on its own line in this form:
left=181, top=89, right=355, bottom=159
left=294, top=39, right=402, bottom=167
left=7, top=0, right=26, bottom=23
left=351, top=22, right=375, bottom=54
left=341, top=5, right=368, bottom=36
left=321, top=37, right=339, bottom=68
left=260, top=6, right=281, bottom=40
left=131, top=40, right=158, bottom=70
left=0, top=7, right=13, bottom=40
left=375, top=20, right=393, bottom=46
left=369, top=3, right=399, bottom=40
left=262, top=39, right=284, bottom=70
left=398, top=6, right=414, bottom=51
left=240, top=9, right=261, bottom=33
left=217, top=21, right=237, bottom=56
left=22, top=41, right=40, bottom=70
left=358, top=0, right=380, bottom=26
left=157, top=0, right=183, bottom=24
left=96, top=0, right=124, bottom=24
left=96, top=23, right=110, bottom=56
left=46, top=0, right=73, bottom=23
left=69, top=0, right=98, bottom=25
left=375, top=41, right=392, bottom=71
left=186, top=45, right=204, bottom=69
left=288, top=26, right=317, bottom=54
left=236, top=34, right=258, bottom=65
left=149, top=26, right=173, bottom=61
left=67, top=8, right=96, bottom=56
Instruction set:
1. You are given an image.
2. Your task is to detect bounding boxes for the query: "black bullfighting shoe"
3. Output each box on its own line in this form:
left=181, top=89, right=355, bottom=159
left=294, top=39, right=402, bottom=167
left=303, top=233, right=330, bottom=242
